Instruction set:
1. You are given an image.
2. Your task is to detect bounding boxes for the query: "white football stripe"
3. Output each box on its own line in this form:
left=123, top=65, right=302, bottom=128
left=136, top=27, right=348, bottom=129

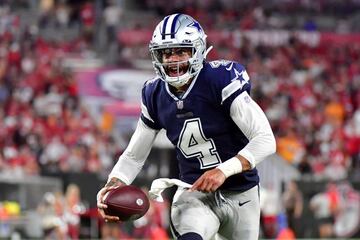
left=221, top=81, right=242, bottom=104
left=141, top=102, right=154, bottom=123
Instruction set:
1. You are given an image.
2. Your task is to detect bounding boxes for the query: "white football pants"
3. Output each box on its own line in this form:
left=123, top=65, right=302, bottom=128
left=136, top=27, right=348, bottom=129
left=170, top=185, right=260, bottom=240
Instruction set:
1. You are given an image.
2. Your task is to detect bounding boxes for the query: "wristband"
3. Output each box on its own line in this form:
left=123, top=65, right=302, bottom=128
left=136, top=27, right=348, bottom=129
left=216, top=157, right=243, bottom=178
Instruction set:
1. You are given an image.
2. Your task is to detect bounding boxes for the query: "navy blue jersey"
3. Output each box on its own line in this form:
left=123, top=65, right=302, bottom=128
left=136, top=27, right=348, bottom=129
left=141, top=60, right=259, bottom=192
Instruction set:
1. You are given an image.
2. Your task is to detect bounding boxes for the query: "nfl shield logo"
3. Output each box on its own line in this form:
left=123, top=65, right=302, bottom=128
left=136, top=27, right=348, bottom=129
left=176, top=100, right=184, bottom=109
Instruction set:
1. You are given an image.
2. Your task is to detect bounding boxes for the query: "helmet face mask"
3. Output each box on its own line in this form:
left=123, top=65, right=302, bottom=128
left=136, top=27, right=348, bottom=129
left=152, top=47, right=193, bottom=78
left=149, top=14, right=208, bottom=88
left=153, top=47, right=193, bottom=63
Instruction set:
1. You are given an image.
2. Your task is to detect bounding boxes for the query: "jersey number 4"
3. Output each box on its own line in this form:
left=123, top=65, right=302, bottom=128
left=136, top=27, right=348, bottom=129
left=177, top=118, right=221, bottom=169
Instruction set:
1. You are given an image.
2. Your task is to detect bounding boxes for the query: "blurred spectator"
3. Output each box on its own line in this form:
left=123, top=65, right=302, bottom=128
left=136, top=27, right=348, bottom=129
left=101, top=222, right=128, bottom=239
left=39, top=0, right=54, bottom=28
left=282, top=180, right=303, bottom=237
left=260, top=186, right=281, bottom=238
left=324, top=96, right=345, bottom=126
left=60, top=145, right=85, bottom=173
left=55, top=2, right=70, bottom=29
left=63, top=184, right=86, bottom=239
left=38, top=191, right=68, bottom=240
left=322, top=140, right=350, bottom=181
left=333, top=181, right=360, bottom=238
left=103, top=0, right=122, bottom=45
left=39, top=136, right=68, bottom=173
left=344, top=109, right=360, bottom=179
left=310, top=183, right=339, bottom=238
left=80, top=1, right=95, bottom=44
left=277, top=128, right=305, bottom=165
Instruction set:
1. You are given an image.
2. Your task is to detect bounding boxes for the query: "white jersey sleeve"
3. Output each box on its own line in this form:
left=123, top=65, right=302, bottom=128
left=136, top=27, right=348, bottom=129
left=230, top=91, right=276, bottom=168
left=108, top=119, right=159, bottom=184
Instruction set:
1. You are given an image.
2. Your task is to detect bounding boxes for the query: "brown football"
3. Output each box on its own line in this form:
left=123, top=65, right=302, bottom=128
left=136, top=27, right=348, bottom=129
left=104, top=185, right=150, bottom=221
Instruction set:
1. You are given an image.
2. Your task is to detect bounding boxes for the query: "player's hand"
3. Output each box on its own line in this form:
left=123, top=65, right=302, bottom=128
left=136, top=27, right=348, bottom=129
left=190, top=168, right=226, bottom=193
left=97, top=178, right=125, bottom=222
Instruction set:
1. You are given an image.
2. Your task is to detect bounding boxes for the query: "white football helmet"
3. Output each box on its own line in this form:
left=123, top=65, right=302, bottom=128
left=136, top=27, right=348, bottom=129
left=149, top=14, right=212, bottom=88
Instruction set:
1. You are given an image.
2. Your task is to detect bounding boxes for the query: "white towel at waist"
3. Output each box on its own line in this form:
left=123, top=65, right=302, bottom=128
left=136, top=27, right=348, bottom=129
left=149, top=178, right=192, bottom=202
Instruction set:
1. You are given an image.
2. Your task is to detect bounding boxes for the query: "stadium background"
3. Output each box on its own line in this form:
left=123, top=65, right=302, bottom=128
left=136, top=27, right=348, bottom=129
left=0, top=0, right=359, bottom=239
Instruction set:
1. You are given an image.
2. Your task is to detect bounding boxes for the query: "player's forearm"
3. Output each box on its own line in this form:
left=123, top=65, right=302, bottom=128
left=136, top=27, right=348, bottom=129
left=230, top=91, right=276, bottom=168
left=109, top=152, right=146, bottom=184
left=108, top=119, right=158, bottom=184
left=238, top=132, right=276, bottom=168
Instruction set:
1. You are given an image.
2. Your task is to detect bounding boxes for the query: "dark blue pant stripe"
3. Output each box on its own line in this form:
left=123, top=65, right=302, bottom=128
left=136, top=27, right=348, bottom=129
left=169, top=212, right=180, bottom=238
left=179, top=233, right=203, bottom=240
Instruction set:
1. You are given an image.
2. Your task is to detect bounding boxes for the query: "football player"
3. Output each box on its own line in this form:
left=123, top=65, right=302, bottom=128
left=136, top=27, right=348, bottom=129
left=97, top=13, right=276, bottom=240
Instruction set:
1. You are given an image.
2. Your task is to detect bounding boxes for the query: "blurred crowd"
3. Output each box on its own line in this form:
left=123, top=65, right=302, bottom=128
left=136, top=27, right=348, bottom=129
left=0, top=1, right=120, bottom=178
left=140, top=0, right=360, bottom=32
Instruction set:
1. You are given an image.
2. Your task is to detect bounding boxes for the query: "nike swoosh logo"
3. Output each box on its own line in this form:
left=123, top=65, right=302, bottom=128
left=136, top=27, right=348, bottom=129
left=226, top=62, right=234, bottom=71
left=239, top=200, right=251, bottom=207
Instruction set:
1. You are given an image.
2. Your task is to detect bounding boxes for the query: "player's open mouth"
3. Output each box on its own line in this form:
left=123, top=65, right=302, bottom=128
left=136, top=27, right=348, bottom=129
left=166, top=64, right=189, bottom=77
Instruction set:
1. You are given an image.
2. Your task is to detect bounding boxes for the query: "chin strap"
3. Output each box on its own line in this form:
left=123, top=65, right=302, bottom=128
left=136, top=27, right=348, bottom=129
left=204, top=45, right=213, bottom=59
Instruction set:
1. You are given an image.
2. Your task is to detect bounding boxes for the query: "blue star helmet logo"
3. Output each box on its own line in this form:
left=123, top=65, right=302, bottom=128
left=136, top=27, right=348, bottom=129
left=187, top=21, right=202, bottom=32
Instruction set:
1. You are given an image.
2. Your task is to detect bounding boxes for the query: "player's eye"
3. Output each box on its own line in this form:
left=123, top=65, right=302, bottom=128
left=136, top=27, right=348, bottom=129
left=162, top=48, right=191, bottom=57
left=175, top=48, right=192, bottom=56
left=174, top=49, right=186, bottom=55
left=162, top=49, right=173, bottom=57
